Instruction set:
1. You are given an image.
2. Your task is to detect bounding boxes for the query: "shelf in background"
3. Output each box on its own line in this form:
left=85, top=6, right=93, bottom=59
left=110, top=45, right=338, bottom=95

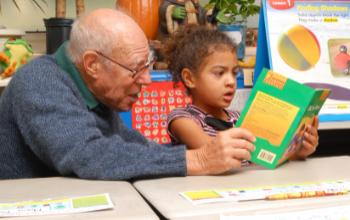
left=0, top=77, right=11, bottom=87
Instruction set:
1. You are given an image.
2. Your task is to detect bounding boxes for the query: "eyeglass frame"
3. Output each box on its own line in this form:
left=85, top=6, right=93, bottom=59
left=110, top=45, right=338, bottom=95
left=94, top=50, right=157, bottom=78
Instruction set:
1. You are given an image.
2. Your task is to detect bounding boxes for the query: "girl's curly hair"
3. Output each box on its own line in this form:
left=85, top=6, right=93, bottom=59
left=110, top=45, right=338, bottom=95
left=162, top=24, right=237, bottom=95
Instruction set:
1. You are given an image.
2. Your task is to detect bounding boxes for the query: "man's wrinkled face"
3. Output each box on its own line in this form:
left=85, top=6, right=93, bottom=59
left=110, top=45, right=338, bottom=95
left=92, top=41, right=152, bottom=112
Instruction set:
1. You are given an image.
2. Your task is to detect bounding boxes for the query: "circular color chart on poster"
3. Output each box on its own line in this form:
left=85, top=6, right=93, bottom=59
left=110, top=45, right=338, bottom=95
left=277, top=24, right=320, bottom=71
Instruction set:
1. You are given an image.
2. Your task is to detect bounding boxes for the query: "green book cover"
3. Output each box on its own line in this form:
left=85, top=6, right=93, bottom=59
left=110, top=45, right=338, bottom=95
left=235, top=68, right=331, bottom=169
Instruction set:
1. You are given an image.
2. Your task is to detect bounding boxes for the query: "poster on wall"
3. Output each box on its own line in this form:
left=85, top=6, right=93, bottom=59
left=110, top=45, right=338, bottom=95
left=131, top=81, right=191, bottom=144
left=255, top=0, right=350, bottom=121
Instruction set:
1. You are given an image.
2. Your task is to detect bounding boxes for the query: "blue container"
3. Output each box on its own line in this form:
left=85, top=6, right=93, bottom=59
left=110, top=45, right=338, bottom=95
left=218, top=21, right=247, bottom=60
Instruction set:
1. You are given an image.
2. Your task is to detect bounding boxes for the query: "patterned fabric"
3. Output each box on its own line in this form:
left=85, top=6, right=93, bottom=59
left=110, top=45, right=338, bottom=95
left=167, top=104, right=240, bottom=145
left=167, top=104, right=250, bottom=165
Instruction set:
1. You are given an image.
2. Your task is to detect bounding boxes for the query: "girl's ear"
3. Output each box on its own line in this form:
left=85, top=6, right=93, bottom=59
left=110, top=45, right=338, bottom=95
left=181, top=68, right=196, bottom=89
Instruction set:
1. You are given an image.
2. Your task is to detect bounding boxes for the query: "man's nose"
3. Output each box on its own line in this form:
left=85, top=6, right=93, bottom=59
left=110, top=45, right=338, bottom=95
left=135, top=69, right=152, bottom=85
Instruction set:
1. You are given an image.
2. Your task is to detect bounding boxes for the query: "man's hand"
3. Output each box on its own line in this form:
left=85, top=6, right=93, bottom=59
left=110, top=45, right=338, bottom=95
left=290, top=116, right=320, bottom=160
left=186, top=128, right=256, bottom=175
left=215, top=9, right=235, bottom=24
left=172, top=7, right=186, bottom=20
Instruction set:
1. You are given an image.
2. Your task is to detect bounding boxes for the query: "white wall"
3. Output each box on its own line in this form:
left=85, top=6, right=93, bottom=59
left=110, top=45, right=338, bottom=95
left=0, top=0, right=260, bottom=32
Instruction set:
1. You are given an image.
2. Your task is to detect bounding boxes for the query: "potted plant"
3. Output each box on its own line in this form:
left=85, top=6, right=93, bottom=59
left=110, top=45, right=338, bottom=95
left=204, top=0, right=260, bottom=22
left=44, top=0, right=85, bottom=54
left=203, top=0, right=260, bottom=59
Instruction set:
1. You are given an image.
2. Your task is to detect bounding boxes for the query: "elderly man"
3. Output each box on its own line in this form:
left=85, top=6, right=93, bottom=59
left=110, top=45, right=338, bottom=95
left=0, top=8, right=256, bottom=180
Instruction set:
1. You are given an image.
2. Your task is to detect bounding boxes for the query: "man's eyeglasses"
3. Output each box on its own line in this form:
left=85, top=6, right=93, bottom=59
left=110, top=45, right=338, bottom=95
left=94, top=51, right=157, bottom=79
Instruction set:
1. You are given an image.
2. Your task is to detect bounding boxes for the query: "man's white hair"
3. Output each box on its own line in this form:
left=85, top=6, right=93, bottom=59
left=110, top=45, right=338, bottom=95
left=66, top=12, right=114, bottom=69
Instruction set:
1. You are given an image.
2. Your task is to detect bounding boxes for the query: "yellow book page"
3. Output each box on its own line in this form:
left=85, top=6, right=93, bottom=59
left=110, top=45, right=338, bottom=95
left=240, top=91, right=299, bottom=146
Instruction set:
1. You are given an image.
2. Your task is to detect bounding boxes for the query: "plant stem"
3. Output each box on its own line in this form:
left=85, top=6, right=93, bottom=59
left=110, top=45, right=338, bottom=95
left=56, top=0, right=66, bottom=18
left=76, top=0, right=85, bottom=18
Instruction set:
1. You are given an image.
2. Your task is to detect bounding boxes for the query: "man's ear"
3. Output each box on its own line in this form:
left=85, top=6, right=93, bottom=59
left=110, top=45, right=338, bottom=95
left=181, top=68, right=196, bottom=89
left=82, top=51, right=99, bottom=79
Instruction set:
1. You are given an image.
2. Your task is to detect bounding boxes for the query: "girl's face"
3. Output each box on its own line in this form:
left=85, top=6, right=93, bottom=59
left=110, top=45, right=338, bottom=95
left=191, top=49, right=239, bottom=116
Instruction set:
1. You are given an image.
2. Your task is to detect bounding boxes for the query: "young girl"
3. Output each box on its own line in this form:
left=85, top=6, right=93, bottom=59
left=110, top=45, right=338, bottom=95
left=163, top=24, right=241, bottom=149
left=163, top=24, right=320, bottom=160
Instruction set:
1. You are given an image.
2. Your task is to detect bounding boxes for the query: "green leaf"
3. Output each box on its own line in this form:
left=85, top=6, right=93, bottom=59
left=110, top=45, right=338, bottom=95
left=28, top=0, right=35, bottom=10
left=209, top=0, right=259, bottom=18
left=255, top=5, right=261, bottom=13
left=241, top=11, right=247, bottom=20
left=41, top=0, right=48, bottom=8
left=11, top=0, right=21, bottom=12
left=228, top=4, right=238, bottom=14
left=239, top=5, right=247, bottom=12
left=30, top=0, right=46, bottom=14
left=237, top=0, right=248, bottom=5
left=219, top=1, right=225, bottom=10
left=250, top=5, right=260, bottom=14
left=203, top=3, right=215, bottom=10
left=0, top=0, right=47, bottom=16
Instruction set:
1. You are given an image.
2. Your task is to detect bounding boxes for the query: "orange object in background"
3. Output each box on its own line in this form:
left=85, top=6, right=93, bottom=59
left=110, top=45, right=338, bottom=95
left=116, top=0, right=162, bottom=40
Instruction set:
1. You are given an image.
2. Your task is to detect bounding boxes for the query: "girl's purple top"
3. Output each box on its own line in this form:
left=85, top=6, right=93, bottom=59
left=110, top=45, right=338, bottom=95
left=167, top=104, right=240, bottom=145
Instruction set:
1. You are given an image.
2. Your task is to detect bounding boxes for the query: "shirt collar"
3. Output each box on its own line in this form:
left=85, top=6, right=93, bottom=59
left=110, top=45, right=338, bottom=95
left=56, top=41, right=99, bottom=109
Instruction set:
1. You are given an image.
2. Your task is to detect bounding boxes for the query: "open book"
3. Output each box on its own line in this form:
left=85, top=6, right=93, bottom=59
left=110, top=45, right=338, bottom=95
left=236, top=68, right=331, bottom=169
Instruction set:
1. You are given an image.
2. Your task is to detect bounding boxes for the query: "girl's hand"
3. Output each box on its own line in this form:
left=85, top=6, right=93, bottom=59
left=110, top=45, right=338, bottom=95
left=290, top=116, right=320, bottom=160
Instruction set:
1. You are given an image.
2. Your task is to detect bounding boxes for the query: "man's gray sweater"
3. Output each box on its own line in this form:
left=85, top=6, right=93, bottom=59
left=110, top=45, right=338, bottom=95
left=0, top=46, right=187, bottom=180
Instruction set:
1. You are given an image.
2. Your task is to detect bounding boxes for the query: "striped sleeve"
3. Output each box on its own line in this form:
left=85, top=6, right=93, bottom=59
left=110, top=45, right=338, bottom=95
left=167, top=107, right=201, bottom=144
left=227, top=109, right=241, bottom=126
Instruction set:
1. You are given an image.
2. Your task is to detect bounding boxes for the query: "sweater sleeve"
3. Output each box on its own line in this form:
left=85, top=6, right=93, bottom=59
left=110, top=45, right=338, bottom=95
left=9, top=58, right=187, bottom=180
